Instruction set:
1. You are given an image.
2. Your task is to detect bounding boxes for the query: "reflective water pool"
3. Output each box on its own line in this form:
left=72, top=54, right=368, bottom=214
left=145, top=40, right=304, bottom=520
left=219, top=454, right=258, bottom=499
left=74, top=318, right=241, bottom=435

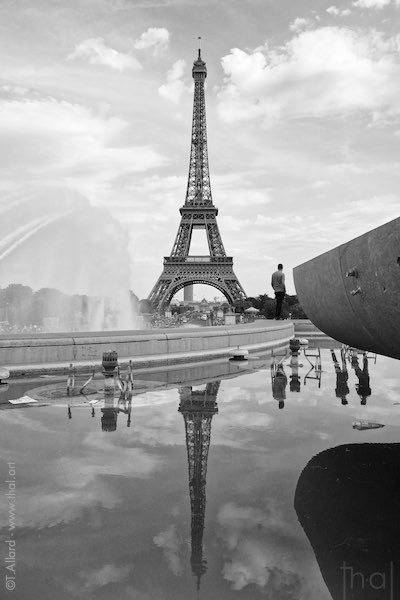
left=1, top=342, right=400, bottom=599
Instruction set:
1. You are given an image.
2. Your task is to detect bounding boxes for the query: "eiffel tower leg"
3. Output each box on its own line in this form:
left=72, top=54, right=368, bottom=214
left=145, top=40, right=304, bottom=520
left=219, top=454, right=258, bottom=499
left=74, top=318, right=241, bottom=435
left=148, top=274, right=173, bottom=310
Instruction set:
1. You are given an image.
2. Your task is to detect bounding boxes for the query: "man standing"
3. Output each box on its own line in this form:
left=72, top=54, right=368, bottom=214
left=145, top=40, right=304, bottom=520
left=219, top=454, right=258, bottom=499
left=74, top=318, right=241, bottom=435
left=271, top=263, right=286, bottom=320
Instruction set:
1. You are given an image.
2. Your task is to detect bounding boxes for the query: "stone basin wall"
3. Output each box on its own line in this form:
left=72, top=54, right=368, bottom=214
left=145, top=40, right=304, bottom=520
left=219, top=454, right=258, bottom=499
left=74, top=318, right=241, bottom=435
left=0, top=321, right=294, bottom=373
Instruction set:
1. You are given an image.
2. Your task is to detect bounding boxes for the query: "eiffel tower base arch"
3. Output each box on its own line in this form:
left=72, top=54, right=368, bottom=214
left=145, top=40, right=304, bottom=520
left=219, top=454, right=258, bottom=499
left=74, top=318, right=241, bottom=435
left=148, top=258, right=245, bottom=312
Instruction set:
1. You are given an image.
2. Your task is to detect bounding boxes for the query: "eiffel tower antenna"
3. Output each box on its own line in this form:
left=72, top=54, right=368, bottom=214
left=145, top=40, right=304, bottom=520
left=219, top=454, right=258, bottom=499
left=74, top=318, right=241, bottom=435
left=148, top=47, right=246, bottom=311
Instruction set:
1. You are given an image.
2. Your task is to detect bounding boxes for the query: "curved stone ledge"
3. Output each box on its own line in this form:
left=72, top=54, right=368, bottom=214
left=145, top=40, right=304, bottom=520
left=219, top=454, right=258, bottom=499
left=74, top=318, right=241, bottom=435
left=0, top=321, right=294, bottom=375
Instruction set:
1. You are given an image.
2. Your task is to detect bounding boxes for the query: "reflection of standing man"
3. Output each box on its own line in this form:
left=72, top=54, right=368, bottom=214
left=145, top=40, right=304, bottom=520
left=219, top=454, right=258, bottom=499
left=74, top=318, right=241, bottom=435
left=271, top=264, right=286, bottom=320
left=272, top=364, right=287, bottom=409
left=331, top=348, right=349, bottom=405
left=351, top=351, right=371, bottom=405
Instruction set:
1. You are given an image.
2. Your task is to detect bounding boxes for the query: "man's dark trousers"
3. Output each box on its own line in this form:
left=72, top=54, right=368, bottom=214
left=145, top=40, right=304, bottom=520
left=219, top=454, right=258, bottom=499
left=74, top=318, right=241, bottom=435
left=275, top=292, right=285, bottom=319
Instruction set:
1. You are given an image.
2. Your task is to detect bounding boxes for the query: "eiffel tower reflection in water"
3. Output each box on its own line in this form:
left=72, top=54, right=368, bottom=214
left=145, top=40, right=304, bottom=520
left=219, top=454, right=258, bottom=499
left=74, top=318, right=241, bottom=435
left=178, top=381, right=219, bottom=592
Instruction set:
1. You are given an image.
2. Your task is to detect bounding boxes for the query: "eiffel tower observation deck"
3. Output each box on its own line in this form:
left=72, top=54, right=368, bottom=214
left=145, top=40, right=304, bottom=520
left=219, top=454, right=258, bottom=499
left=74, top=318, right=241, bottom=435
left=148, top=44, right=246, bottom=312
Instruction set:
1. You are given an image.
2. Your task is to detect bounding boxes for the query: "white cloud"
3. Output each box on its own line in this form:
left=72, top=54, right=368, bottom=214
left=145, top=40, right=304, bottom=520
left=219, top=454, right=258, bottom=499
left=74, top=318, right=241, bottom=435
left=121, top=174, right=186, bottom=222
left=353, top=0, right=395, bottom=7
left=64, top=563, right=132, bottom=597
left=327, top=5, right=352, bottom=15
left=0, top=483, right=118, bottom=530
left=1, top=97, right=121, bottom=139
left=327, top=5, right=340, bottom=14
left=310, top=180, right=328, bottom=189
left=331, top=193, right=400, bottom=219
left=289, top=17, right=309, bottom=33
left=82, top=564, right=132, bottom=591
left=153, top=524, right=184, bottom=576
left=134, top=27, right=170, bottom=54
left=216, top=502, right=304, bottom=593
left=0, top=409, right=50, bottom=433
left=217, top=27, right=400, bottom=126
left=255, top=214, right=303, bottom=226
left=212, top=174, right=273, bottom=208
left=68, top=37, right=141, bottom=71
left=0, top=426, right=163, bottom=530
left=249, top=193, right=400, bottom=281
left=221, top=542, right=300, bottom=591
left=0, top=97, right=166, bottom=197
left=1, top=83, right=29, bottom=96
left=221, top=215, right=252, bottom=232
left=158, top=59, right=191, bottom=104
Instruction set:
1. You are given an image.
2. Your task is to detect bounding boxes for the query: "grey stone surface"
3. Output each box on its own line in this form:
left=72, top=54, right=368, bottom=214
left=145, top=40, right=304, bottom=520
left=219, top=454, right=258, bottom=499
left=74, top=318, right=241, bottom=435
left=294, top=217, right=400, bottom=359
left=0, top=321, right=294, bottom=374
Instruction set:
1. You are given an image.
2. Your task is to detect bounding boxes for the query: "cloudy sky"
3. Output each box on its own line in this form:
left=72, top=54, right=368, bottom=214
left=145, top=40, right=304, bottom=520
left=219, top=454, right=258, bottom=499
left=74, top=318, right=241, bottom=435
left=1, top=0, right=399, bottom=299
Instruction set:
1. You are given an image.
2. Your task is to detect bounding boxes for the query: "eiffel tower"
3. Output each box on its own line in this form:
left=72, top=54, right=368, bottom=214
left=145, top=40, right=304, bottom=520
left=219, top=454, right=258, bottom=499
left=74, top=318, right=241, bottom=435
left=178, top=380, right=220, bottom=591
left=148, top=45, right=246, bottom=311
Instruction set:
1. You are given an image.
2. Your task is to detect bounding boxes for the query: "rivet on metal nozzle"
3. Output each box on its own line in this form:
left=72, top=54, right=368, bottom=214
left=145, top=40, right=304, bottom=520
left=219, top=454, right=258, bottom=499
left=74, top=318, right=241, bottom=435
left=346, top=268, right=358, bottom=278
left=350, top=287, right=362, bottom=296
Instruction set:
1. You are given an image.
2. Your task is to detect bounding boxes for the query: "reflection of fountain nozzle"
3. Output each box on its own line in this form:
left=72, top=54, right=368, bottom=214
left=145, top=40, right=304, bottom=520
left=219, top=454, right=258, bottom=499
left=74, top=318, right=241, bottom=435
left=101, top=408, right=118, bottom=432
left=102, top=385, right=118, bottom=432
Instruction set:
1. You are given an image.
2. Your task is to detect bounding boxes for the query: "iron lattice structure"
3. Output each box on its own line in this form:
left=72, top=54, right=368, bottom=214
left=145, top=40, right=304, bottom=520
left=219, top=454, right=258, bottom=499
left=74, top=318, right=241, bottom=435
left=148, top=49, right=246, bottom=311
left=178, top=381, right=220, bottom=591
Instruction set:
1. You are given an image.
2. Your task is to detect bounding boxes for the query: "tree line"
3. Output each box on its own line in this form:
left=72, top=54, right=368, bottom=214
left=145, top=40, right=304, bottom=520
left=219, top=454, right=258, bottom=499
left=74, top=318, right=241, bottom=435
left=0, top=283, right=307, bottom=331
left=233, top=294, right=307, bottom=319
left=0, top=284, right=140, bottom=330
